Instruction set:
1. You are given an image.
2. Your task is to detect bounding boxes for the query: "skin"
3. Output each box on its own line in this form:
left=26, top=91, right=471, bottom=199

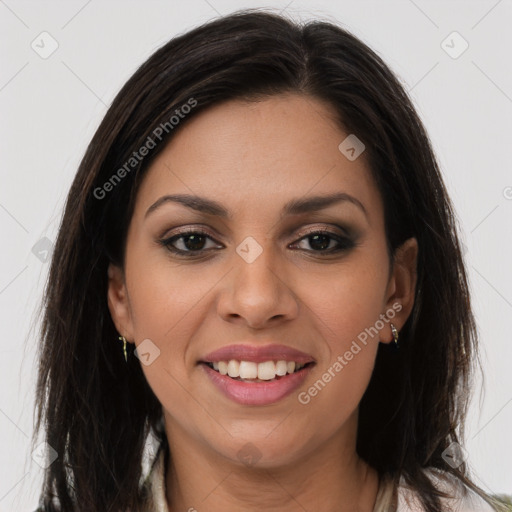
left=108, top=93, right=418, bottom=511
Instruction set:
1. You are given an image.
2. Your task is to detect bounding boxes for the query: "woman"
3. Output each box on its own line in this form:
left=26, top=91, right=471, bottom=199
left=32, top=8, right=506, bottom=512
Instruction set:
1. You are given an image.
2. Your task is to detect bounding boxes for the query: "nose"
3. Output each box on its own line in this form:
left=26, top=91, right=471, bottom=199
left=216, top=242, right=300, bottom=329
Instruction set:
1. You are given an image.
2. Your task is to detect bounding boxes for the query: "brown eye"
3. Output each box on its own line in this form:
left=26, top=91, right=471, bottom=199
left=291, top=229, right=355, bottom=254
left=159, top=229, right=222, bottom=256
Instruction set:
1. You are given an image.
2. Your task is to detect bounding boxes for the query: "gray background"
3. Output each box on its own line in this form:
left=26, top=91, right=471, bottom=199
left=1, top=0, right=511, bottom=510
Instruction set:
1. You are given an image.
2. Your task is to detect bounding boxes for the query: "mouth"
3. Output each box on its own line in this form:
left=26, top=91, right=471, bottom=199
left=198, top=343, right=316, bottom=405
left=200, top=360, right=315, bottom=383
left=199, top=359, right=316, bottom=406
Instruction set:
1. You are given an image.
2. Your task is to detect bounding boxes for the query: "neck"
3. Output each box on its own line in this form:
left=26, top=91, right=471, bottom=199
left=163, top=415, right=380, bottom=512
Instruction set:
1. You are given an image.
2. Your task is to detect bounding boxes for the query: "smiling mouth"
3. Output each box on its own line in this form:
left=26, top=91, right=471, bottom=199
left=201, top=360, right=315, bottom=382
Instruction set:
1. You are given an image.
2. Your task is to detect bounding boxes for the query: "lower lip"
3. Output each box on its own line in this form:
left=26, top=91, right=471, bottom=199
left=200, top=363, right=314, bottom=406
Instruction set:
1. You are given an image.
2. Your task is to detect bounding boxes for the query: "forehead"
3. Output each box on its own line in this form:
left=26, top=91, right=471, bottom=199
left=134, top=93, right=382, bottom=224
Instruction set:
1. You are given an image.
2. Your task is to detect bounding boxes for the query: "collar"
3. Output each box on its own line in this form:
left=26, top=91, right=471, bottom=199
left=144, top=446, right=169, bottom=512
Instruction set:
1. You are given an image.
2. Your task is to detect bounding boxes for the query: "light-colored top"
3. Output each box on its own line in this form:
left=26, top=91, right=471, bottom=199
left=143, top=447, right=495, bottom=511
left=394, top=468, right=495, bottom=511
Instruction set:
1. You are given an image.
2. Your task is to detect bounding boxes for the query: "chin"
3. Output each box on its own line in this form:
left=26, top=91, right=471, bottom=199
left=215, top=435, right=308, bottom=470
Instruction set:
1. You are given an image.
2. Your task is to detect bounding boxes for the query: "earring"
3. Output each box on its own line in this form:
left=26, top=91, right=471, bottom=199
left=390, top=323, right=399, bottom=349
left=118, top=335, right=128, bottom=362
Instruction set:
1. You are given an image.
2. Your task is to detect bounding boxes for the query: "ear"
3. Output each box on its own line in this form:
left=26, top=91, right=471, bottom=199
left=381, top=237, right=418, bottom=343
left=107, top=263, right=135, bottom=343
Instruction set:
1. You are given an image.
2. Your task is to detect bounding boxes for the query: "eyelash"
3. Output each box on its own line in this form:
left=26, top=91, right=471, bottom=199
left=158, top=226, right=355, bottom=258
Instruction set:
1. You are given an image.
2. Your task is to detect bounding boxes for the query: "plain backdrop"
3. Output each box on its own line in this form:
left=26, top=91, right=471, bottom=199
left=1, top=1, right=511, bottom=510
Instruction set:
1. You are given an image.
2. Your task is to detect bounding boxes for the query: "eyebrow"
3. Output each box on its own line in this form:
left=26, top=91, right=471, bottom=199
left=144, top=192, right=368, bottom=220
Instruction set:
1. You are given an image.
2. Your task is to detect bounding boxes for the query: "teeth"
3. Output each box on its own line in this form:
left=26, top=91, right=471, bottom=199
left=208, top=359, right=307, bottom=379
left=227, top=360, right=239, bottom=378
left=275, top=360, right=288, bottom=376
left=218, top=361, right=228, bottom=375
left=239, top=361, right=258, bottom=379
left=258, top=361, right=276, bottom=380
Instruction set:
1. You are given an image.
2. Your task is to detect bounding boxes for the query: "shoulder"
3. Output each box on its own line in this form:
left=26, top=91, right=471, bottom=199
left=397, top=468, right=496, bottom=512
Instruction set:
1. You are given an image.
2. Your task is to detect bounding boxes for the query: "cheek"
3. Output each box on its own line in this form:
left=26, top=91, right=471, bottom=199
left=310, top=257, right=388, bottom=347
left=300, top=292, right=381, bottom=430
left=126, top=254, right=216, bottom=342
left=322, top=287, right=385, bottom=352
left=126, top=261, right=207, bottom=428
left=298, top=257, right=386, bottom=409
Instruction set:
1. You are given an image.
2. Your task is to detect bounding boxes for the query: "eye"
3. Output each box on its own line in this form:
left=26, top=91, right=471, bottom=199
left=158, top=228, right=223, bottom=256
left=290, top=228, right=355, bottom=254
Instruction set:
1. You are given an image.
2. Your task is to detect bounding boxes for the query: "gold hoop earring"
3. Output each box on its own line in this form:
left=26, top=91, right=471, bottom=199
left=390, top=323, right=399, bottom=349
left=118, top=335, right=128, bottom=362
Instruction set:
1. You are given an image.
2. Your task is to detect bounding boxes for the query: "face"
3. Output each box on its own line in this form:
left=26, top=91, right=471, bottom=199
left=108, top=93, right=417, bottom=469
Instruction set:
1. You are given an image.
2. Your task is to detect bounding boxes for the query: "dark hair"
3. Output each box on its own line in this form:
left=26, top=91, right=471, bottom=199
left=31, top=8, right=503, bottom=512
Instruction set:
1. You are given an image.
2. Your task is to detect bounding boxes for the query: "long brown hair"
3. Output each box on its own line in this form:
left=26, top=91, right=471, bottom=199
left=32, top=8, right=504, bottom=511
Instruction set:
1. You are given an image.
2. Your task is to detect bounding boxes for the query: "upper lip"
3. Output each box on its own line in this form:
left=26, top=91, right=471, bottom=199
left=200, top=344, right=316, bottom=364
